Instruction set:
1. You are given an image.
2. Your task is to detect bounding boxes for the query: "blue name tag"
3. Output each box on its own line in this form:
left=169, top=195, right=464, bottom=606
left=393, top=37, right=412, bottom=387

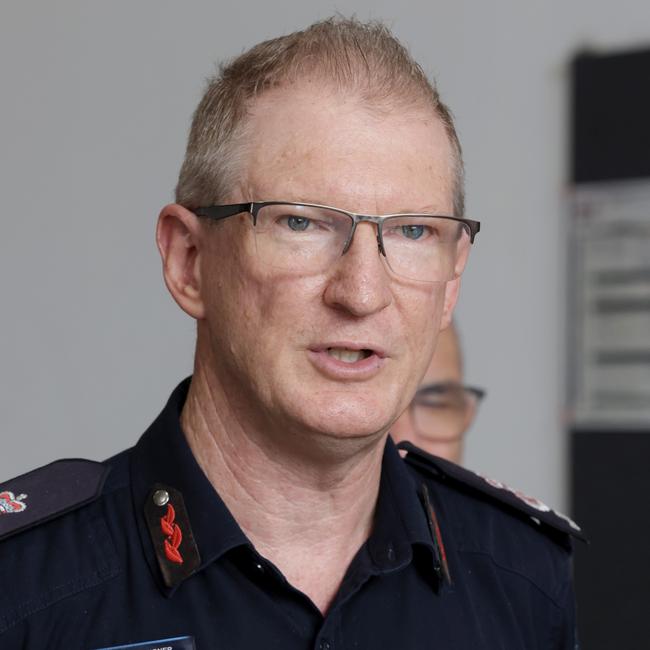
left=93, top=635, right=195, bottom=650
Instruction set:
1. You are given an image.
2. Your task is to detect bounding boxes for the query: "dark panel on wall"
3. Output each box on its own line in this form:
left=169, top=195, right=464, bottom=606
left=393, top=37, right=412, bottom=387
left=572, top=48, right=650, bottom=183
left=572, top=430, right=650, bottom=650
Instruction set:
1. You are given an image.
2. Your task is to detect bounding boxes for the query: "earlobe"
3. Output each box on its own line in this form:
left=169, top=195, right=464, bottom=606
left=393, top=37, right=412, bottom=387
left=156, top=204, right=206, bottom=320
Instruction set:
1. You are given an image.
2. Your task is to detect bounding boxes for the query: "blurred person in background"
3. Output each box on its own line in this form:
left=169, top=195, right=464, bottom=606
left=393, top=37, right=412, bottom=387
left=390, top=321, right=484, bottom=463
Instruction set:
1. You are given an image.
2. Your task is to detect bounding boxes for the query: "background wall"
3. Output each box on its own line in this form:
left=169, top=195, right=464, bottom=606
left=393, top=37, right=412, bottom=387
left=2, top=0, right=649, bottom=512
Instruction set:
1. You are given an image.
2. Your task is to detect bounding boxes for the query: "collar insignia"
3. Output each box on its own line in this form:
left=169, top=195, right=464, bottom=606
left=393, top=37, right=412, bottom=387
left=144, top=484, right=201, bottom=589
left=420, top=483, right=452, bottom=587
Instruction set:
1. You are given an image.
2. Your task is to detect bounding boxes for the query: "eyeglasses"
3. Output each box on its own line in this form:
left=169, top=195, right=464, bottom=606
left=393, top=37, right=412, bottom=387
left=407, top=382, right=485, bottom=442
left=194, top=201, right=480, bottom=283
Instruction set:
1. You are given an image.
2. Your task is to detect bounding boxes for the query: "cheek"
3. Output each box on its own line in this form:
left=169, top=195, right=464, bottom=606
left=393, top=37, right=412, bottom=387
left=250, top=274, right=328, bottom=350
left=208, top=269, right=328, bottom=403
left=202, top=235, right=327, bottom=352
left=397, top=283, right=445, bottom=349
left=199, top=233, right=262, bottom=359
left=399, top=284, right=446, bottom=387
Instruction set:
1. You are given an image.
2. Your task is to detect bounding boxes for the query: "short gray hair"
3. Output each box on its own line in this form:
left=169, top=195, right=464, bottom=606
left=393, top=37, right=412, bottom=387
left=175, top=17, right=465, bottom=216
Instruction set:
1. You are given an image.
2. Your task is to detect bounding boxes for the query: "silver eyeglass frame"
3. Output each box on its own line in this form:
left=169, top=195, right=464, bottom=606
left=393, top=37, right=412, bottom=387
left=194, top=201, right=480, bottom=259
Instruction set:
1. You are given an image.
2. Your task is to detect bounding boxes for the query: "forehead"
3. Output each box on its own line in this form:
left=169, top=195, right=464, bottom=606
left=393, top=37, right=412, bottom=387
left=239, top=83, right=455, bottom=214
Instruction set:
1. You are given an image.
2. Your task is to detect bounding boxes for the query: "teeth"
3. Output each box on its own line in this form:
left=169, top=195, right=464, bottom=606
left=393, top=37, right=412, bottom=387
left=327, top=348, right=366, bottom=363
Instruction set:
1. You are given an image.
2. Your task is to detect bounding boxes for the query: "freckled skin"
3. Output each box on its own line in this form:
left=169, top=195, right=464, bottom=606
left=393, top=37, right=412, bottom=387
left=196, top=83, right=461, bottom=451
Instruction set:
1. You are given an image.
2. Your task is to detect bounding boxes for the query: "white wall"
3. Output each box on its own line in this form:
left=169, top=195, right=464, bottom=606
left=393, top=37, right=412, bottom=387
left=2, top=0, right=649, bottom=511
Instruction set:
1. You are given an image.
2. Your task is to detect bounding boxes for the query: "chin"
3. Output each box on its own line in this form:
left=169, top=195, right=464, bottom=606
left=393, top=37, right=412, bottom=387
left=270, top=379, right=399, bottom=443
left=298, top=399, right=393, bottom=441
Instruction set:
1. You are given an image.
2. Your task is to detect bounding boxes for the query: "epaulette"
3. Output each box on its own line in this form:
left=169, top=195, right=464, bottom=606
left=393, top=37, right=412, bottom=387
left=397, top=441, right=586, bottom=542
left=0, top=459, right=109, bottom=542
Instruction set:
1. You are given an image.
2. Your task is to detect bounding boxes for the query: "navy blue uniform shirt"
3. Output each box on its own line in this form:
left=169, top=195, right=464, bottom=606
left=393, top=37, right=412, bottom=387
left=0, top=379, right=580, bottom=649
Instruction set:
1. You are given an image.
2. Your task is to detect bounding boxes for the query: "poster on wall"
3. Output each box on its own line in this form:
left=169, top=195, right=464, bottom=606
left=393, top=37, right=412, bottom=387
left=569, top=179, right=650, bottom=427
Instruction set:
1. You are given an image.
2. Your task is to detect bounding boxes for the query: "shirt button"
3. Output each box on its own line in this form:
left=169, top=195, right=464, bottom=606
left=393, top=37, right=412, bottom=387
left=319, top=640, right=331, bottom=650
left=387, top=543, right=395, bottom=562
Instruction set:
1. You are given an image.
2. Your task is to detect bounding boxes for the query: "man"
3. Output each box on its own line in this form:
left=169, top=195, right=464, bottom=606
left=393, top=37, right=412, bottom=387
left=390, top=322, right=485, bottom=463
left=0, top=18, right=581, bottom=649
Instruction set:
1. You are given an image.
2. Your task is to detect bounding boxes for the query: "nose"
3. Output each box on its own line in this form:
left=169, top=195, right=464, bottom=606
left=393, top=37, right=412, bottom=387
left=323, top=222, right=393, bottom=317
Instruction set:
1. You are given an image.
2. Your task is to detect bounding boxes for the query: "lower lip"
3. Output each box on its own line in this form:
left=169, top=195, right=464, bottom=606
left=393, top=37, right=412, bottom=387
left=307, top=349, right=385, bottom=380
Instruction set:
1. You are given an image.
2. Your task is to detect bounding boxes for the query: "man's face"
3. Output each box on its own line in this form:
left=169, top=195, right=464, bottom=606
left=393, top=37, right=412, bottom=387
left=197, top=83, right=460, bottom=446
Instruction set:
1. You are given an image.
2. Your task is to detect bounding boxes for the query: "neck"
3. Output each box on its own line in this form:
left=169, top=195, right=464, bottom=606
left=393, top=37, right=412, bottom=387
left=180, top=358, right=386, bottom=613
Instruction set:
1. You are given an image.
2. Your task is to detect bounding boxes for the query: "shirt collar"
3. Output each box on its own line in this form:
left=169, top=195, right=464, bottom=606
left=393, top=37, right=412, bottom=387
left=367, top=437, right=440, bottom=583
left=130, top=379, right=440, bottom=595
left=130, top=378, right=250, bottom=596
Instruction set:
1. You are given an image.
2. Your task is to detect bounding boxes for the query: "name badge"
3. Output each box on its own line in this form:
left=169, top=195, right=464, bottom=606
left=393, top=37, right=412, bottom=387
left=93, top=635, right=195, bottom=650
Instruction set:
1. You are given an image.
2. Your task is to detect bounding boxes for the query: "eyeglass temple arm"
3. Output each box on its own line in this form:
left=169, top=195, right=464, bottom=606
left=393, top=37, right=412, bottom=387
left=194, top=203, right=252, bottom=221
left=468, top=220, right=480, bottom=243
left=416, top=382, right=486, bottom=399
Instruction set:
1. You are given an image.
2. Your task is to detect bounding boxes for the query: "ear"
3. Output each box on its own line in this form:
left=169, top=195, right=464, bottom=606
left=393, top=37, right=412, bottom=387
left=156, top=203, right=206, bottom=320
left=440, top=276, right=461, bottom=331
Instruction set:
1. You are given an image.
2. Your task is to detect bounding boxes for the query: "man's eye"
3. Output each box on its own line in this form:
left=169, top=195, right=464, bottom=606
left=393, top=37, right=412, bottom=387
left=386, top=222, right=439, bottom=242
left=417, top=397, right=448, bottom=408
left=401, top=224, right=426, bottom=240
left=284, top=216, right=311, bottom=231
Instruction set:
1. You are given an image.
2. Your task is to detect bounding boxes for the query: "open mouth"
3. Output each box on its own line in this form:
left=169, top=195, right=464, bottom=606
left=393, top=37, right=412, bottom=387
left=326, top=347, right=373, bottom=363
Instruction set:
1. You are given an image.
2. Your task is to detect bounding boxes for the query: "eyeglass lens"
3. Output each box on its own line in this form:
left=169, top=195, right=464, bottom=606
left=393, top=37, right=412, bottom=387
left=252, top=203, right=471, bottom=282
left=411, top=384, right=480, bottom=442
